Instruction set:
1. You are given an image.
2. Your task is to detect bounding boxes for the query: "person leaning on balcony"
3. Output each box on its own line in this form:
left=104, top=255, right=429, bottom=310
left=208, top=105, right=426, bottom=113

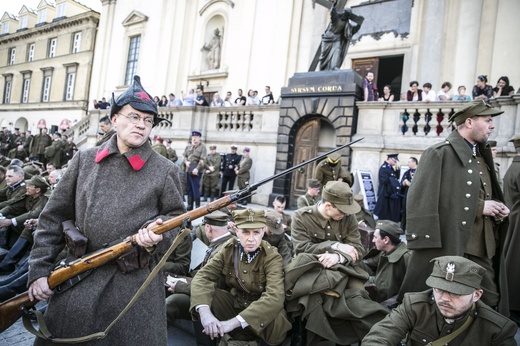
left=472, top=75, right=493, bottom=101
left=453, top=85, right=472, bottom=101
left=437, top=81, right=453, bottom=101
left=406, top=80, right=422, bottom=101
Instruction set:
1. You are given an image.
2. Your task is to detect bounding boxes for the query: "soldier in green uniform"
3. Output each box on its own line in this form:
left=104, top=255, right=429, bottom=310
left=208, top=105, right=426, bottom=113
left=362, top=220, right=411, bottom=305
left=0, top=166, right=27, bottom=209
left=151, top=137, right=168, bottom=158
left=287, top=181, right=388, bottom=345
left=400, top=101, right=510, bottom=314
left=314, top=151, right=353, bottom=187
left=166, top=139, right=178, bottom=163
left=504, top=134, right=520, bottom=323
left=202, top=145, right=222, bottom=201
left=183, top=130, right=207, bottom=210
left=44, top=132, right=65, bottom=169
left=190, top=209, right=291, bottom=345
left=263, top=210, right=293, bottom=268
left=296, top=178, right=321, bottom=209
left=363, top=256, right=518, bottom=345
left=235, top=147, right=252, bottom=205
left=354, top=194, right=376, bottom=229
left=166, top=211, right=232, bottom=326
left=30, top=128, right=52, bottom=165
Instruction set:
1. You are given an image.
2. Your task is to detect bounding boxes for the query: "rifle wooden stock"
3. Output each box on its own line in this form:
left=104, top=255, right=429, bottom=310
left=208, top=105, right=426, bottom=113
left=0, top=136, right=363, bottom=333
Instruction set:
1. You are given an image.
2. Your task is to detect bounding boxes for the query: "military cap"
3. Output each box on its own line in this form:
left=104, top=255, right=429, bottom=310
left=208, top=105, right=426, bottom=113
left=265, top=210, right=284, bottom=235
left=166, top=139, right=172, bottom=144
left=327, top=151, right=341, bottom=164
left=202, top=211, right=228, bottom=227
left=387, top=153, right=399, bottom=162
left=10, top=159, right=23, bottom=167
left=14, top=127, right=19, bottom=131
left=322, top=181, right=361, bottom=215
left=307, top=178, right=321, bottom=189
left=53, top=132, right=62, bottom=137
left=243, top=147, right=250, bottom=152
left=375, top=220, right=404, bottom=239
left=232, top=208, right=266, bottom=229
left=110, top=75, right=169, bottom=127
left=209, top=145, right=217, bottom=150
left=509, top=134, right=520, bottom=148
left=354, top=194, right=364, bottom=202
left=426, top=256, right=486, bottom=295
left=31, top=161, right=44, bottom=169
left=449, top=100, right=504, bottom=126
left=156, top=137, right=164, bottom=143
left=487, top=140, right=497, bottom=147
left=23, top=164, right=39, bottom=178
left=230, top=144, right=237, bottom=149
left=26, top=175, right=50, bottom=190
left=192, top=130, right=202, bottom=137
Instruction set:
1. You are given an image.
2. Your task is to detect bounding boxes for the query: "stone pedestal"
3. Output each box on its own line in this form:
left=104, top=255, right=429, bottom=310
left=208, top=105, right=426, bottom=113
left=271, top=70, right=363, bottom=207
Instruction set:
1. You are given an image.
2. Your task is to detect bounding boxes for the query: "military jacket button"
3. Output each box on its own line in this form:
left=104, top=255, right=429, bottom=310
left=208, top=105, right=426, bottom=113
left=462, top=221, right=466, bottom=225
left=260, top=323, right=264, bottom=327
left=467, top=181, right=472, bottom=186
left=465, top=194, right=471, bottom=198
left=464, top=207, right=469, bottom=211
left=425, top=235, right=430, bottom=239
left=483, top=182, right=487, bottom=186
left=241, top=279, right=245, bottom=283
left=411, top=234, right=417, bottom=239
left=314, top=234, right=318, bottom=237
left=479, top=171, right=483, bottom=175
left=468, top=169, right=473, bottom=174
left=243, top=270, right=247, bottom=273
left=468, top=159, right=472, bottom=163
left=327, top=233, right=330, bottom=236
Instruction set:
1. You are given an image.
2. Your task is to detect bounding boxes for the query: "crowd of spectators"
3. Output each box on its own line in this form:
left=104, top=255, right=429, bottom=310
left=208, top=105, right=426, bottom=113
left=361, top=71, right=517, bottom=103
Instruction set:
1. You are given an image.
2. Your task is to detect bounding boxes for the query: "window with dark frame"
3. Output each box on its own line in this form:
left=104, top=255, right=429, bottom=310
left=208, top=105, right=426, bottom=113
left=124, top=35, right=141, bottom=86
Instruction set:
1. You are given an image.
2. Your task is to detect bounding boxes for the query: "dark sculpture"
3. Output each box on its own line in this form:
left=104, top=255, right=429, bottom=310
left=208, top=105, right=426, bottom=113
left=319, top=0, right=364, bottom=71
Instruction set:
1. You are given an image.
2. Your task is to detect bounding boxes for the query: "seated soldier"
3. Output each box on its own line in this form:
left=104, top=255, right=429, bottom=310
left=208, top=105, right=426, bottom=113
left=263, top=210, right=293, bottom=268
left=272, top=195, right=292, bottom=235
left=296, top=178, right=321, bottom=210
left=190, top=209, right=291, bottom=345
left=162, top=231, right=192, bottom=278
left=354, top=194, right=376, bottom=229
left=362, top=220, right=411, bottom=306
left=0, top=165, right=26, bottom=212
left=362, top=256, right=518, bottom=345
left=0, top=175, right=49, bottom=268
left=287, top=181, right=388, bottom=345
left=166, top=211, right=233, bottom=325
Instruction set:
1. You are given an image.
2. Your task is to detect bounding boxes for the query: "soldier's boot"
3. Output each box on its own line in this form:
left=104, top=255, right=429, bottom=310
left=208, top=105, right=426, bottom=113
left=0, top=238, right=30, bottom=275
left=0, top=270, right=29, bottom=303
left=192, top=320, right=217, bottom=346
left=187, top=196, right=194, bottom=211
left=0, top=257, right=29, bottom=286
left=194, top=198, right=201, bottom=209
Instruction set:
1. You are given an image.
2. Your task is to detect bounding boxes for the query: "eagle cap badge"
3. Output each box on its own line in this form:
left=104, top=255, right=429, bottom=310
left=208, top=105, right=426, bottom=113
left=445, top=263, right=455, bottom=281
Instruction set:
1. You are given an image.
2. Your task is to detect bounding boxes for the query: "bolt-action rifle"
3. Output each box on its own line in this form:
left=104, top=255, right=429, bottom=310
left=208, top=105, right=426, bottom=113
left=0, top=137, right=362, bottom=333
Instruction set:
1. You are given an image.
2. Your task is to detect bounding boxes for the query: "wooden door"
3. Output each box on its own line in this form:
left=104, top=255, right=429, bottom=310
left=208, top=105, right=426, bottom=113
left=290, top=119, right=320, bottom=207
left=352, top=57, right=379, bottom=84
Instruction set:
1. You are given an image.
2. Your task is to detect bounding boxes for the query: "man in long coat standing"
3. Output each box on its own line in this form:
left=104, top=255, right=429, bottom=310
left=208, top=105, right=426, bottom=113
left=503, top=134, right=520, bottom=323
left=28, top=75, right=185, bottom=345
left=373, top=153, right=401, bottom=222
left=399, top=101, right=510, bottom=315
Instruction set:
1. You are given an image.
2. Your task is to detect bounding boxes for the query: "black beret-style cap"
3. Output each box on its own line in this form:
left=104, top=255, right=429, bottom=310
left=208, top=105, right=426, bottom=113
left=110, top=75, right=170, bottom=127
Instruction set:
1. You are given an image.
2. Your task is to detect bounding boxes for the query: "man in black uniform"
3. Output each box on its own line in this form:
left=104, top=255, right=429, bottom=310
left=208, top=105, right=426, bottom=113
left=220, top=145, right=241, bottom=196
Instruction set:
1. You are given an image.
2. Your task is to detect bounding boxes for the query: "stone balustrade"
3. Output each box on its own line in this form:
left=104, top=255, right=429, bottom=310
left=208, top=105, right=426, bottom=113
left=66, top=96, right=520, bottom=206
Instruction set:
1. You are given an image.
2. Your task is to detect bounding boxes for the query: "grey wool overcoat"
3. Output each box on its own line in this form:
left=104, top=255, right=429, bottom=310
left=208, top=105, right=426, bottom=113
left=28, top=135, right=186, bottom=345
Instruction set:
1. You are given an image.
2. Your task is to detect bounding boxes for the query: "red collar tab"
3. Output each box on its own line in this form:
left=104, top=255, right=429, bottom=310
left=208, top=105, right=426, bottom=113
left=95, top=148, right=110, bottom=163
left=127, top=154, right=146, bottom=171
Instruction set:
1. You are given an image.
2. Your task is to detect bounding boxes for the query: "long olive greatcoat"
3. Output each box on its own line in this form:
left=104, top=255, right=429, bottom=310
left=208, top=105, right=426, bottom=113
left=28, top=135, right=186, bottom=345
left=362, top=290, right=517, bottom=345
left=399, top=130, right=509, bottom=314
left=503, top=155, right=520, bottom=310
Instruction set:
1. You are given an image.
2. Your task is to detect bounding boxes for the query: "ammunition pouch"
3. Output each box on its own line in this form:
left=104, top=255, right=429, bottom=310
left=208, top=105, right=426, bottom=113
left=116, top=246, right=151, bottom=274
left=63, top=220, right=88, bottom=258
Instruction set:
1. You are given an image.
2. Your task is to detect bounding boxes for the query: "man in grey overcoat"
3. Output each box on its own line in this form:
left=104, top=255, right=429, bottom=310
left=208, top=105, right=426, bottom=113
left=28, top=75, right=186, bottom=345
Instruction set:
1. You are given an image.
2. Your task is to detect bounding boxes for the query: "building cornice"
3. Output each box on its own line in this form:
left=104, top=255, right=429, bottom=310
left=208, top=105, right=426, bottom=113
left=0, top=12, right=100, bottom=45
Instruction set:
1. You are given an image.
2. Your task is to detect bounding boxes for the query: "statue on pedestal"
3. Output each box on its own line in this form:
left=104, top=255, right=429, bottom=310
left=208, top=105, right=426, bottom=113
left=202, top=28, right=222, bottom=70
left=319, top=0, right=364, bottom=71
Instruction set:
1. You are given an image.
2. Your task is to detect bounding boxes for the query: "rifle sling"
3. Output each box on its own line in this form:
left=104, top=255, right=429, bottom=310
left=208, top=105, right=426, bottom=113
left=23, top=227, right=191, bottom=344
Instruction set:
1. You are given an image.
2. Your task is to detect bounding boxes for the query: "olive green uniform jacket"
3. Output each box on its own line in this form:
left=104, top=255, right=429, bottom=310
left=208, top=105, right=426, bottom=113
left=314, top=159, right=353, bottom=187
left=236, top=156, right=252, bottom=190
left=289, top=205, right=389, bottom=344
left=296, top=192, right=319, bottom=209
left=204, top=152, right=221, bottom=177
left=400, top=130, right=509, bottom=314
left=152, top=142, right=169, bottom=158
left=44, top=139, right=65, bottom=168
left=363, top=242, right=411, bottom=302
left=163, top=234, right=192, bottom=276
left=190, top=238, right=291, bottom=344
left=0, top=182, right=27, bottom=208
left=362, top=290, right=517, bottom=346
left=503, top=156, right=520, bottom=310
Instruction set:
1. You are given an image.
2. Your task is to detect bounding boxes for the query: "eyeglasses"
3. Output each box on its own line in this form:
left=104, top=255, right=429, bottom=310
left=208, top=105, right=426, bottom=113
left=433, top=287, right=462, bottom=299
left=117, top=113, right=154, bottom=127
